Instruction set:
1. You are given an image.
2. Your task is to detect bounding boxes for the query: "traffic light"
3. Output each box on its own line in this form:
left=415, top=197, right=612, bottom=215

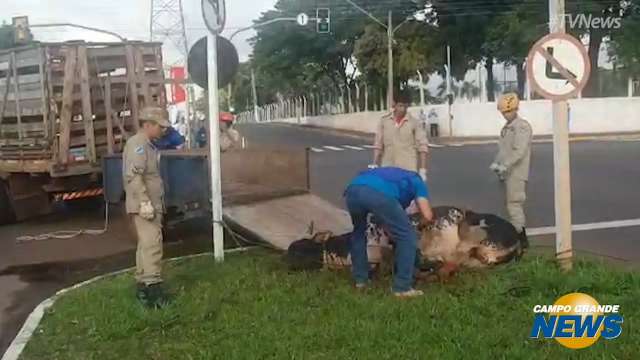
left=12, top=16, right=31, bottom=44
left=316, top=8, right=330, bottom=33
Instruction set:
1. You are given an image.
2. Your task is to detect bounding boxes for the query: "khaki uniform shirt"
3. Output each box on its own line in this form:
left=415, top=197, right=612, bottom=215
left=123, top=132, right=164, bottom=214
left=374, top=113, right=429, bottom=171
left=220, top=128, right=241, bottom=152
left=494, top=117, right=533, bottom=181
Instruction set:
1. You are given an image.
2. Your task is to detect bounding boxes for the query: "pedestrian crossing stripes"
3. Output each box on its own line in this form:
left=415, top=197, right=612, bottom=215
left=343, top=145, right=365, bottom=151
left=310, top=145, right=370, bottom=153
left=310, top=143, right=448, bottom=153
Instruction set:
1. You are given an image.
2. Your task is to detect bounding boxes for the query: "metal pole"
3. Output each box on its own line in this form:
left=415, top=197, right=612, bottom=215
left=387, top=11, right=394, bottom=111
left=178, top=0, right=192, bottom=149
left=364, top=83, right=369, bottom=111
left=251, top=68, right=259, bottom=122
left=446, top=45, right=453, bottom=136
left=550, top=0, right=572, bottom=271
left=417, top=70, right=425, bottom=107
left=207, top=33, right=224, bottom=262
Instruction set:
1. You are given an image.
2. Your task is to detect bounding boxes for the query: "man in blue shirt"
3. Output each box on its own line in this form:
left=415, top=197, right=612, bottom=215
left=345, top=167, right=434, bottom=297
left=153, top=126, right=185, bottom=150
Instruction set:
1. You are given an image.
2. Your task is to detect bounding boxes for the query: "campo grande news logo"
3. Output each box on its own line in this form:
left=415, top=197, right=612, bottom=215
left=529, top=293, right=623, bottom=349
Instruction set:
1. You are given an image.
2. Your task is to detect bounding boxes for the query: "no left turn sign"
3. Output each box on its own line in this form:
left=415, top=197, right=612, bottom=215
left=527, top=33, right=591, bottom=101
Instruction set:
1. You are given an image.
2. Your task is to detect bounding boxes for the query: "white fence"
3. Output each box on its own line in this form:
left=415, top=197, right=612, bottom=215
left=239, top=97, right=640, bottom=137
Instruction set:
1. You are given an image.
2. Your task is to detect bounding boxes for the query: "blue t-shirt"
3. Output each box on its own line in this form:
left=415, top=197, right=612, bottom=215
left=348, top=167, right=429, bottom=208
left=154, top=127, right=185, bottom=150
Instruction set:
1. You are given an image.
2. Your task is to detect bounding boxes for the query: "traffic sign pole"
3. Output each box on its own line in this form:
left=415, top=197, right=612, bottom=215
left=550, top=0, right=572, bottom=271
left=208, top=32, right=224, bottom=262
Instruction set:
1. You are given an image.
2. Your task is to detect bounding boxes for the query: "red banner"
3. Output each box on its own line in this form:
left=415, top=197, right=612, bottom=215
left=170, top=66, right=186, bottom=104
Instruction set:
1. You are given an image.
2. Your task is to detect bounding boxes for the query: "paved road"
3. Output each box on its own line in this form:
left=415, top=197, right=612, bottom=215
left=239, top=123, right=640, bottom=263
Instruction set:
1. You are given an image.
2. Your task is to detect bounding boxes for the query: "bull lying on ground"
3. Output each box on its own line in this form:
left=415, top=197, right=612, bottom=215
left=286, top=206, right=527, bottom=280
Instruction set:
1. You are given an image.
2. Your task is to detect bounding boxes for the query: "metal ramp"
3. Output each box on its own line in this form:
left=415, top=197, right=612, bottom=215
left=223, top=193, right=352, bottom=250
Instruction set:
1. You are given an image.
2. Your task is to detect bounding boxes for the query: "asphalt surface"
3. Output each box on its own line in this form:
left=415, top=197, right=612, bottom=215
left=238, top=123, right=640, bottom=262
left=1, top=122, right=640, bottom=355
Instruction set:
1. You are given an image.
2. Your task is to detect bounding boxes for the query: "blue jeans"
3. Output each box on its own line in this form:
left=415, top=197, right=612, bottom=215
left=344, top=185, right=417, bottom=292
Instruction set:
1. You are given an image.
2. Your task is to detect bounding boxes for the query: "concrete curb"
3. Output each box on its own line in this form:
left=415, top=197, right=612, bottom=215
left=1, top=248, right=253, bottom=360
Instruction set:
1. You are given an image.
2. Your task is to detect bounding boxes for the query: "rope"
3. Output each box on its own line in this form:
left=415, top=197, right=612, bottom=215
left=15, top=204, right=109, bottom=243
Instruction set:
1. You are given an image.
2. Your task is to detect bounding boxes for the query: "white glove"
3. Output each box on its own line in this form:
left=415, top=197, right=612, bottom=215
left=419, top=168, right=428, bottom=181
left=490, top=162, right=507, bottom=181
left=139, top=200, right=155, bottom=221
left=367, top=164, right=379, bottom=169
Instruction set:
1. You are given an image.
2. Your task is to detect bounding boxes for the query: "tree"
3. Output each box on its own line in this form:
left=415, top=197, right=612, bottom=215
left=354, top=21, right=441, bottom=96
left=609, top=2, right=640, bottom=78
left=429, top=0, right=519, bottom=101
left=566, top=0, right=627, bottom=97
left=485, top=2, right=547, bottom=98
left=250, top=0, right=423, bottom=108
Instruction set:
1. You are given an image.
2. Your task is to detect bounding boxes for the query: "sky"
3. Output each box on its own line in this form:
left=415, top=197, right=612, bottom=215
left=3, top=0, right=278, bottom=63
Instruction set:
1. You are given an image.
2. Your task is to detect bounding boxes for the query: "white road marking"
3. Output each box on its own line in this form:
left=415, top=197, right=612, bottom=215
left=529, top=218, right=640, bottom=236
left=362, top=145, right=376, bottom=149
left=428, top=144, right=445, bottom=148
left=323, top=145, right=345, bottom=151
left=343, top=145, right=365, bottom=150
left=310, top=147, right=325, bottom=153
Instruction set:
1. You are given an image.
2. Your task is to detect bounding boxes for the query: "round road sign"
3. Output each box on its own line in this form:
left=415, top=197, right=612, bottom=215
left=527, top=33, right=591, bottom=101
left=202, top=0, right=225, bottom=34
left=188, top=36, right=239, bottom=89
left=297, top=13, right=309, bottom=26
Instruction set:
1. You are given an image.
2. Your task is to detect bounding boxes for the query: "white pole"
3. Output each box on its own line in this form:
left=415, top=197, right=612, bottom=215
left=550, top=0, right=572, bottom=271
left=628, top=77, right=633, bottom=98
left=387, top=11, right=394, bottom=110
left=355, top=83, right=360, bottom=112
left=417, top=70, right=425, bottom=107
left=207, top=33, right=224, bottom=262
left=446, top=45, right=453, bottom=136
left=251, top=68, right=259, bottom=122
left=364, top=83, right=369, bottom=111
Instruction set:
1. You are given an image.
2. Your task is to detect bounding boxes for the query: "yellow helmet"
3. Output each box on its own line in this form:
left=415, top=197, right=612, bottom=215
left=497, top=93, right=520, bottom=113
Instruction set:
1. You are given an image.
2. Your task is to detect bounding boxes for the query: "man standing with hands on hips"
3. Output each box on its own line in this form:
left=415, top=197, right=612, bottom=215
left=123, top=106, right=172, bottom=308
left=490, top=93, right=533, bottom=249
left=371, top=92, right=430, bottom=181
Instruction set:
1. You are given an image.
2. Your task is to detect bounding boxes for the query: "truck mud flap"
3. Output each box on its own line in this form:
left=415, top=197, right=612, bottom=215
left=0, top=178, right=16, bottom=224
left=5, top=174, right=52, bottom=221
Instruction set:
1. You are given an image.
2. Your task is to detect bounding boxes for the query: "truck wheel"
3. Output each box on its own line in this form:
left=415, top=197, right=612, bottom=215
left=0, top=178, right=16, bottom=225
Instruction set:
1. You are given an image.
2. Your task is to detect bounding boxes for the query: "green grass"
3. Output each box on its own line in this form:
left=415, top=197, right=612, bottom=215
left=21, top=249, right=640, bottom=360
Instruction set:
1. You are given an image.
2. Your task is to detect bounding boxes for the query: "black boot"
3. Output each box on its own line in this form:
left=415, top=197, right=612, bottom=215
left=519, top=228, right=529, bottom=250
left=136, top=283, right=171, bottom=309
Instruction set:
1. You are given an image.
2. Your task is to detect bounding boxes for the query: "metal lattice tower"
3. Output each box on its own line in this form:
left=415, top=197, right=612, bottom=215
left=150, top=0, right=189, bottom=64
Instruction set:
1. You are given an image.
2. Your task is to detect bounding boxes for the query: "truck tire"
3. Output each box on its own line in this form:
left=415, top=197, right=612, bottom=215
left=0, top=178, right=16, bottom=225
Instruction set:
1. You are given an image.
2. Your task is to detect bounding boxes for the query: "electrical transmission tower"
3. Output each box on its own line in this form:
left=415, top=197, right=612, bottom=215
left=150, top=0, right=189, bottom=61
left=149, top=0, right=194, bottom=146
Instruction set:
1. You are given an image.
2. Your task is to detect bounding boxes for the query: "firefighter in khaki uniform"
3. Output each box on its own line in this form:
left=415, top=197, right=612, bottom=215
left=123, top=106, right=171, bottom=308
left=219, top=112, right=242, bottom=152
left=490, top=93, right=532, bottom=248
left=371, top=93, right=430, bottom=180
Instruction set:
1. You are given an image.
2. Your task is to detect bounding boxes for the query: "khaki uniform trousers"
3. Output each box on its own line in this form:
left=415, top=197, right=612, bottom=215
left=502, top=176, right=527, bottom=232
left=132, top=214, right=163, bottom=285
